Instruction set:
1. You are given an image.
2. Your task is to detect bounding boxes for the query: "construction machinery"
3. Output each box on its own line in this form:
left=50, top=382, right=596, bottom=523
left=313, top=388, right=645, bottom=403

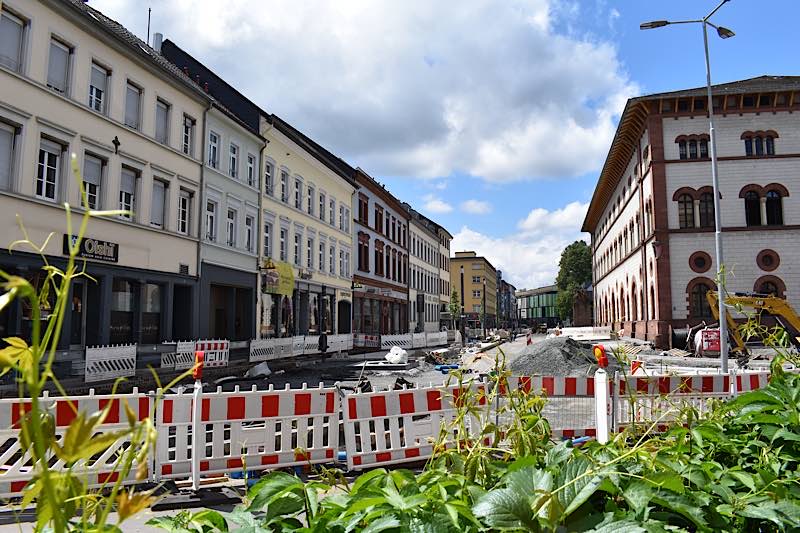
left=708, top=291, right=800, bottom=358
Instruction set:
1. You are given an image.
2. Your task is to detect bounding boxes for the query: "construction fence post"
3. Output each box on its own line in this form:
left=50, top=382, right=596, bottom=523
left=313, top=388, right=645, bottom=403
left=191, top=351, right=204, bottom=491
left=594, top=368, right=611, bottom=444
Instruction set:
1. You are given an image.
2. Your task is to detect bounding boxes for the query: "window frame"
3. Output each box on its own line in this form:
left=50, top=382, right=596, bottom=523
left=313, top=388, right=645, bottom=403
left=155, top=98, right=171, bottom=145
left=228, top=143, right=239, bottom=179
left=0, top=121, right=16, bottom=192
left=119, top=166, right=138, bottom=220
left=245, top=215, right=255, bottom=252
left=0, top=9, right=26, bottom=74
left=226, top=207, right=238, bottom=247
left=47, top=37, right=71, bottom=95
left=124, top=81, right=142, bottom=130
left=264, top=162, right=274, bottom=196
left=177, top=189, right=192, bottom=235
left=150, top=178, right=168, bottom=229
left=205, top=199, right=218, bottom=241
left=88, top=62, right=109, bottom=114
left=36, top=139, right=62, bottom=202
left=82, top=152, right=104, bottom=210
left=765, top=190, right=783, bottom=226
left=208, top=131, right=220, bottom=168
left=677, top=194, right=694, bottom=229
left=744, top=191, right=761, bottom=227
left=263, top=220, right=273, bottom=258
left=246, top=153, right=256, bottom=187
left=182, top=115, right=195, bottom=156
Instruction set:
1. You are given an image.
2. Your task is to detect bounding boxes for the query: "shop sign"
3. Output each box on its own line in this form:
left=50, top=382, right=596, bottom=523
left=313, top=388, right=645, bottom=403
left=339, top=290, right=352, bottom=300
left=261, top=258, right=295, bottom=297
left=63, top=234, right=118, bottom=263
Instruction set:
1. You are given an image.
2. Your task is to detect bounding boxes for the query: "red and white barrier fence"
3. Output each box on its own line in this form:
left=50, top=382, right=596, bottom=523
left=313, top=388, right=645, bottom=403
left=0, top=390, right=151, bottom=498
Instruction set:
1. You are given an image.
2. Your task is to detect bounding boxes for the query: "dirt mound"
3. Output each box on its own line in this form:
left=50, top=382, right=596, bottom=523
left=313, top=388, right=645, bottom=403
left=508, top=337, right=617, bottom=376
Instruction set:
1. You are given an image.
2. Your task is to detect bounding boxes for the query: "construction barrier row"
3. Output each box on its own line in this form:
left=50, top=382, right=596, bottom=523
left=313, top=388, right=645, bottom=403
left=85, top=344, right=137, bottom=383
left=0, top=369, right=773, bottom=497
left=161, top=340, right=230, bottom=370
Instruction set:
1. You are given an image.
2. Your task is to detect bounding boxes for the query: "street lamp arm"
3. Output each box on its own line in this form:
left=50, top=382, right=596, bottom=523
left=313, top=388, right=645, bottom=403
left=705, top=0, right=731, bottom=21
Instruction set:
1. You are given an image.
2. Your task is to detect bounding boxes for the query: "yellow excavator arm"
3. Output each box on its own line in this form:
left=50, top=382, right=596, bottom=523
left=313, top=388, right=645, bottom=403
left=706, top=291, right=800, bottom=354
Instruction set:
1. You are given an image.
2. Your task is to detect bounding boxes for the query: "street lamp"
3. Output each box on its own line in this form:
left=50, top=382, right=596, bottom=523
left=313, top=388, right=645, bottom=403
left=460, top=265, right=465, bottom=344
left=641, top=0, right=733, bottom=372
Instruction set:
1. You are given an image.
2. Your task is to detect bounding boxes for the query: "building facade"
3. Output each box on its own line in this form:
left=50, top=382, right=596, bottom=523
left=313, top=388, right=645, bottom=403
left=516, top=285, right=559, bottom=328
left=497, top=277, right=517, bottom=328
left=353, top=169, right=409, bottom=335
left=406, top=205, right=443, bottom=333
left=450, top=251, right=497, bottom=330
left=583, top=76, right=800, bottom=347
left=0, top=0, right=209, bottom=368
left=435, top=225, right=453, bottom=329
left=258, top=116, right=356, bottom=338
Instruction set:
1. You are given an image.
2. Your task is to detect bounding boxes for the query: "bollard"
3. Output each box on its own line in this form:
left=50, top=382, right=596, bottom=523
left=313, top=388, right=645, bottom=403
left=190, top=351, right=204, bottom=491
left=593, top=368, right=611, bottom=444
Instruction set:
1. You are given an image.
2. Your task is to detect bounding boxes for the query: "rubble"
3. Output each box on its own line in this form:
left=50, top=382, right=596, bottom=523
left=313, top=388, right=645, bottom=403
left=508, top=337, right=620, bottom=376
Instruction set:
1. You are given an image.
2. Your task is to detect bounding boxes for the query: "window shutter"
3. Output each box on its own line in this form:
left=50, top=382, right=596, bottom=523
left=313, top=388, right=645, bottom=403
left=125, top=85, right=140, bottom=127
left=0, top=13, right=23, bottom=71
left=47, top=41, right=69, bottom=92
left=156, top=102, right=168, bottom=143
left=83, top=154, right=102, bottom=185
left=151, top=180, right=165, bottom=226
left=121, top=168, right=136, bottom=194
left=0, top=126, right=12, bottom=191
left=91, top=65, right=106, bottom=91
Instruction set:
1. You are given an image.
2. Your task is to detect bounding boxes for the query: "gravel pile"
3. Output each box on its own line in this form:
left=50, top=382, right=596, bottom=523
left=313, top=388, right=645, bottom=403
left=508, top=337, right=618, bottom=376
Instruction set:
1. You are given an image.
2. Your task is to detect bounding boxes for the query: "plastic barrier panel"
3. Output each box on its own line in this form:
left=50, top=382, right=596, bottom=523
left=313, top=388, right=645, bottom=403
left=425, top=332, right=448, bottom=347
left=250, top=338, right=278, bottom=362
left=412, top=333, right=426, bottom=349
left=193, top=384, right=339, bottom=477
left=154, top=388, right=194, bottom=481
left=342, top=381, right=487, bottom=470
left=303, top=335, right=320, bottom=355
left=380, top=334, right=412, bottom=350
left=0, top=390, right=151, bottom=498
left=354, top=334, right=380, bottom=348
left=174, top=341, right=197, bottom=370
left=85, top=344, right=137, bottom=383
left=195, top=340, right=229, bottom=368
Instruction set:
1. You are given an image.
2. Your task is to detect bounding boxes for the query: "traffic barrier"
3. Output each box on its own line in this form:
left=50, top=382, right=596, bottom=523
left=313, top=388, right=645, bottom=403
left=733, top=371, right=770, bottom=394
left=381, top=334, right=412, bottom=350
left=0, top=390, right=151, bottom=498
left=342, top=381, right=487, bottom=470
left=154, top=388, right=194, bottom=480
left=173, top=340, right=197, bottom=370
left=426, top=331, right=447, bottom=347
left=327, top=334, right=352, bottom=352
left=496, top=376, right=597, bottom=439
left=354, top=333, right=380, bottom=348
left=85, top=344, right=137, bottom=383
left=291, top=336, right=305, bottom=356
left=195, top=339, right=229, bottom=368
left=412, top=333, right=426, bottom=349
left=303, top=335, right=320, bottom=355
left=249, top=338, right=279, bottom=362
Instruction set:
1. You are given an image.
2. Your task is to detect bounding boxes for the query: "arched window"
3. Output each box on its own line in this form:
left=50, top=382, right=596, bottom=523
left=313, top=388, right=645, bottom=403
left=690, top=282, right=712, bottom=319
left=744, top=191, right=761, bottom=226
left=755, top=136, right=764, bottom=156
left=765, top=190, right=783, bottom=225
left=699, top=139, right=709, bottom=158
left=649, top=285, right=655, bottom=319
left=698, top=193, right=714, bottom=227
left=754, top=275, right=786, bottom=299
left=758, top=281, right=779, bottom=296
left=765, top=136, right=775, bottom=155
left=688, top=140, right=698, bottom=159
left=678, top=194, right=694, bottom=228
left=678, top=141, right=687, bottom=160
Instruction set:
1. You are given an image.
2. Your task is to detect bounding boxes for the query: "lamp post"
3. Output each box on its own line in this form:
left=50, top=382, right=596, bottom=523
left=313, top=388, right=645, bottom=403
left=460, top=265, right=465, bottom=344
left=641, top=0, right=733, bottom=373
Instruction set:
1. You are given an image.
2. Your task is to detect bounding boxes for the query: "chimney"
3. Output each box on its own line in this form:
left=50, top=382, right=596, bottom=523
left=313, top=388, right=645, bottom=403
left=152, top=32, right=163, bottom=53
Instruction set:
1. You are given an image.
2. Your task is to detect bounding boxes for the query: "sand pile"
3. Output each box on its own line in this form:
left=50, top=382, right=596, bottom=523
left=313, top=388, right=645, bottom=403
left=508, top=337, right=619, bottom=376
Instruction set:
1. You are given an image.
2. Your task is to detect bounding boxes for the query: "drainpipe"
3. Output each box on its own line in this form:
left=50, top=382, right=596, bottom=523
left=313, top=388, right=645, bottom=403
left=197, top=101, right=212, bottom=338
left=258, top=117, right=274, bottom=339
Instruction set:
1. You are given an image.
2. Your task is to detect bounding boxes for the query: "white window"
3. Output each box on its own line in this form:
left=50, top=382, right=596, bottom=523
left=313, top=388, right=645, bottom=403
left=329, top=245, right=335, bottom=274
left=208, top=132, right=219, bottom=168
left=89, top=63, right=108, bottom=113
left=264, top=162, right=273, bottom=195
left=280, top=170, right=288, bottom=202
left=345, top=252, right=350, bottom=277
left=319, top=193, right=326, bottom=221
left=205, top=200, right=217, bottom=241
left=246, top=154, right=256, bottom=187
left=339, top=205, right=344, bottom=230
left=279, top=228, right=287, bottom=261
left=125, top=82, right=141, bottom=129
left=343, top=208, right=350, bottom=233
left=229, top=143, right=238, bottom=178
left=226, top=208, right=237, bottom=246
left=182, top=115, right=195, bottom=155
left=245, top=215, right=254, bottom=252
left=339, top=249, right=344, bottom=276
left=472, top=290, right=481, bottom=298
left=36, top=139, right=61, bottom=202
left=263, top=221, right=272, bottom=257
left=82, top=154, right=102, bottom=209
left=319, top=242, right=325, bottom=271
left=307, top=238, right=314, bottom=269
left=307, top=187, right=314, bottom=215
left=294, top=233, right=301, bottom=265
left=0, top=9, right=24, bottom=73
left=119, top=167, right=137, bottom=219
left=47, top=39, right=70, bottom=94
left=155, top=99, right=170, bottom=145
left=151, top=180, right=167, bottom=228
left=329, top=199, right=335, bottom=225
left=0, top=123, right=14, bottom=192
left=178, top=190, right=191, bottom=235
left=294, top=179, right=302, bottom=209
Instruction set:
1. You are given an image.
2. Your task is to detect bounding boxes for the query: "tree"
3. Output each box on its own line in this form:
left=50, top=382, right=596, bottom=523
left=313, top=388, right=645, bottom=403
left=555, top=240, right=592, bottom=320
left=449, top=287, right=460, bottom=319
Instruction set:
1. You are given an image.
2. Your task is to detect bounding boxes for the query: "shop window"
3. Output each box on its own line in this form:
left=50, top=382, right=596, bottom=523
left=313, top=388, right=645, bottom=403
left=110, top=279, right=136, bottom=344
left=744, top=191, right=761, bottom=226
left=677, top=194, right=694, bottom=228
left=698, top=192, right=714, bottom=228
left=309, top=293, right=319, bottom=335
left=766, top=191, right=783, bottom=225
left=142, top=283, right=161, bottom=344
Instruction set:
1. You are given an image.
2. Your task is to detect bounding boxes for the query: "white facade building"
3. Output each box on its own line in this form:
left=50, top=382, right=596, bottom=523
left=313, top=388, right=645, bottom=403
left=583, top=76, right=800, bottom=347
left=407, top=206, right=442, bottom=333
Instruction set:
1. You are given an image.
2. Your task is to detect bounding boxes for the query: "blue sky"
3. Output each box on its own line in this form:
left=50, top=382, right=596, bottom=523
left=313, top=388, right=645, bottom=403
left=93, top=0, right=798, bottom=289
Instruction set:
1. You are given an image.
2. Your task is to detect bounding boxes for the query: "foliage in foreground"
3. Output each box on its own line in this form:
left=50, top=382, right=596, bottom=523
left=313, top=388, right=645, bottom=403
left=152, top=359, right=800, bottom=532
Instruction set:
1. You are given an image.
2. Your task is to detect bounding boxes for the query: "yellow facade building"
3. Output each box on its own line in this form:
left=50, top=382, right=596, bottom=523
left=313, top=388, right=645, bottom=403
left=450, top=251, right=497, bottom=330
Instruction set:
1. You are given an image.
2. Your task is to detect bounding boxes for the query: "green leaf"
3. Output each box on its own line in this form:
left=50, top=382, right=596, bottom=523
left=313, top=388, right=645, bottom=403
left=507, top=455, right=538, bottom=473
left=770, top=428, right=800, bottom=443
left=473, top=468, right=552, bottom=530
left=649, top=472, right=684, bottom=494
left=191, top=509, right=229, bottom=532
left=247, top=471, right=303, bottom=512
left=587, top=519, right=648, bottom=533
left=361, top=516, right=402, bottom=533
left=350, top=468, right=390, bottom=494
left=726, top=471, right=756, bottom=492
left=650, top=492, right=707, bottom=529
left=739, top=503, right=784, bottom=526
left=556, top=456, right=605, bottom=517
left=622, top=480, right=652, bottom=514
left=545, top=440, right=574, bottom=468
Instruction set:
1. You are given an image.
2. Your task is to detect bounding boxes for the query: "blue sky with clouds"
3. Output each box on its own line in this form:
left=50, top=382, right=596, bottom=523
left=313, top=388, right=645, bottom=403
left=92, top=0, right=798, bottom=289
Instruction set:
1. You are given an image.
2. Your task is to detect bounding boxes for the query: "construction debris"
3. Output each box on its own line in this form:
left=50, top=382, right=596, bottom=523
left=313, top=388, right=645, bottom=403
left=508, top=337, right=620, bottom=376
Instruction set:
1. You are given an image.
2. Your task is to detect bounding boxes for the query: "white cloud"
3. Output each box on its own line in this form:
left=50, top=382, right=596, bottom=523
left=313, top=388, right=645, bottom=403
left=461, top=200, right=492, bottom=215
left=451, top=201, right=589, bottom=289
left=90, top=0, right=635, bottom=183
left=422, top=194, right=453, bottom=214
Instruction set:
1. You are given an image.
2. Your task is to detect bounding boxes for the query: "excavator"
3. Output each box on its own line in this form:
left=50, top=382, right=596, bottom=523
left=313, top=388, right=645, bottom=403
left=672, top=291, right=800, bottom=361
